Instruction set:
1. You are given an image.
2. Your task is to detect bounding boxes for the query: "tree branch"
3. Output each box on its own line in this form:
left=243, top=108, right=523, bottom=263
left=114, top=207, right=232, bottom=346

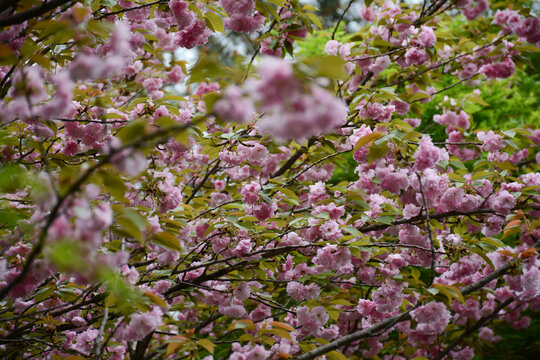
left=0, top=0, right=73, bottom=28
left=93, top=306, right=109, bottom=359
left=332, top=0, right=355, bottom=40
left=294, top=311, right=412, bottom=360
left=185, top=159, right=221, bottom=204
left=271, top=138, right=316, bottom=179
left=433, top=297, right=514, bottom=360
left=0, top=121, right=199, bottom=300
left=415, top=172, right=436, bottom=287
left=294, top=238, right=539, bottom=360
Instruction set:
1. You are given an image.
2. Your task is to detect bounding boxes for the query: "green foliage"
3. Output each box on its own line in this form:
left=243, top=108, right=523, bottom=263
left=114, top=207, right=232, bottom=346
left=295, top=27, right=350, bottom=58
left=1, top=1, right=540, bottom=359
left=478, top=312, right=540, bottom=360
left=418, top=67, right=540, bottom=143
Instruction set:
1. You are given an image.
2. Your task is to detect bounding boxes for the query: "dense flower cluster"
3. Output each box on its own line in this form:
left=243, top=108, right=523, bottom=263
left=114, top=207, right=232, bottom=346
left=0, top=0, right=539, bottom=359
left=215, top=58, right=348, bottom=141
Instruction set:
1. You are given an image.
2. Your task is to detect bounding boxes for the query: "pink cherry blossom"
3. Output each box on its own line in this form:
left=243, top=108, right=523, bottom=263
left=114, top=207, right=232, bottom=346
left=416, top=26, right=436, bottom=47
left=297, top=306, right=329, bottom=335
left=118, top=307, right=162, bottom=341
left=414, top=136, right=446, bottom=171
left=286, top=281, right=321, bottom=301
left=411, top=302, right=451, bottom=334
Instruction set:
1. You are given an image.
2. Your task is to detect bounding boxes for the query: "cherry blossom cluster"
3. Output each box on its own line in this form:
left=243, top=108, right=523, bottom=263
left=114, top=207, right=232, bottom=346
left=215, top=58, right=348, bottom=141
left=0, top=0, right=540, bottom=359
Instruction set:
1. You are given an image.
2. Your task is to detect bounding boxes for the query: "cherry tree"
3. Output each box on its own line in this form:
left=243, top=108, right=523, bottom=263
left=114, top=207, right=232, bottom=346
left=0, top=0, right=539, bottom=359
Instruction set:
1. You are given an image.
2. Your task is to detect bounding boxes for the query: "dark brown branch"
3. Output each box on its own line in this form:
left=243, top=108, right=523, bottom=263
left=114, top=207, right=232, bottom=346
left=387, top=35, right=506, bottom=88
left=133, top=332, right=154, bottom=360
left=0, top=0, right=73, bottom=28
left=293, top=238, right=539, bottom=360
left=415, top=0, right=454, bottom=27
left=358, top=205, right=540, bottom=234
left=0, top=121, right=199, bottom=300
left=94, top=0, right=166, bottom=20
left=358, top=208, right=494, bottom=233
left=185, top=159, right=221, bottom=204
left=271, top=138, right=316, bottom=179
left=415, top=172, right=436, bottom=287
left=348, top=47, right=404, bottom=61
left=433, top=297, right=514, bottom=360
left=286, top=149, right=350, bottom=186
left=294, top=311, right=412, bottom=360
left=409, top=73, right=480, bottom=103
left=332, top=0, right=355, bottom=40
left=93, top=306, right=109, bottom=359
left=244, top=19, right=278, bottom=81
left=165, top=260, right=249, bottom=298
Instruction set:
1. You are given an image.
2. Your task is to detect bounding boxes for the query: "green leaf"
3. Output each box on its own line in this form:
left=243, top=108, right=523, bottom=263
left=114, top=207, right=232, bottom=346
left=502, top=130, right=516, bottom=138
left=0, top=43, right=16, bottom=65
left=152, top=232, right=182, bottom=252
left=205, top=12, right=225, bottom=33
left=368, top=142, right=389, bottom=163
left=263, top=328, right=293, bottom=342
left=115, top=207, right=147, bottom=242
left=86, top=20, right=114, bottom=40
left=408, top=92, right=431, bottom=102
left=303, top=56, right=348, bottom=80
left=342, top=226, right=360, bottom=236
left=327, top=350, right=348, bottom=360
left=144, top=290, right=169, bottom=309
left=433, top=284, right=466, bottom=304
left=374, top=215, right=393, bottom=225
left=354, top=132, right=384, bottom=150
left=198, top=339, right=216, bottom=354
left=410, top=102, right=424, bottom=116
left=102, top=113, right=126, bottom=120
left=471, top=247, right=495, bottom=271
left=161, top=95, right=187, bottom=102
left=275, top=187, right=300, bottom=204
left=372, top=39, right=393, bottom=48
left=0, top=209, right=27, bottom=228
left=116, top=216, right=143, bottom=242
left=330, top=299, right=354, bottom=306
left=98, top=268, right=145, bottom=312
left=116, top=119, right=147, bottom=145
left=266, top=0, right=285, bottom=5
left=230, top=319, right=256, bottom=330
left=100, top=0, right=117, bottom=7
left=305, top=12, right=322, bottom=29
left=0, top=165, right=30, bottom=193
left=261, top=2, right=281, bottom=22
left=284, top=40, right=294, bottom=56
left=189, top=55, right=229, bottom=83
left=203, top=92, right=222, bottom=114
left=100, top=170, right=127, bottom=201
left=47, top=241, right=87, bottom=273
left=468, top=96, right=488, bottom=106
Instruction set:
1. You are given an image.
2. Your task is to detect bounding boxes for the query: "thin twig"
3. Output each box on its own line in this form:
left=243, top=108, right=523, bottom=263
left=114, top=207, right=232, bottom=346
left=0, top=121, right=200, bottom=300
left=332, top=0, right=355, bottom=40
left=0, top=0, right=73, bottom=28
left=271, top=138, right=316, bottom=179
left=185, top=159, right=221, bottom=204
left=94, top=0, right=166, bottom=20
left=387, top=35, right=506, bottom=88
left=93, top=306, right=109, bottom=359
left=433, top=298, right=514, bottom=360
left=415, top=172, right=436, bottom=287
left=286, top=149, right=350, bottom=186
left=409, top=73, right=480, bottom=103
